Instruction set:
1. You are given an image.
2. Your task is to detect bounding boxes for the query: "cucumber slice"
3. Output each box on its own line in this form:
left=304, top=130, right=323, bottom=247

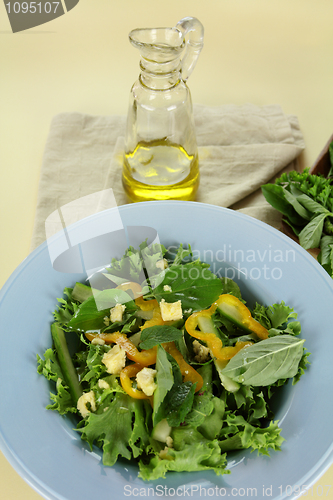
left=51, top=323, right=83, bottom=403
left=216, top=302, right=253, bottom=334
left=197, top=314, right=218, bottom=335
left=129, top=331, right=141, bottom=347
left=214, top=358, right=240, bottom=393
left=195, top=315, right=239, bottom=391
left=152, top=419, right=172, bottom=443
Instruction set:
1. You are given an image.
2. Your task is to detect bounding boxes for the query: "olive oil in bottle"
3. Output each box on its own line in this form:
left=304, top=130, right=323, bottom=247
left=122, top=139, right=199, bottom=202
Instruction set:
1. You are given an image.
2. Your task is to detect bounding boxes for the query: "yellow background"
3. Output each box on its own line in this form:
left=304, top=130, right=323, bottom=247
left=0, top=1, right=332, bottom=498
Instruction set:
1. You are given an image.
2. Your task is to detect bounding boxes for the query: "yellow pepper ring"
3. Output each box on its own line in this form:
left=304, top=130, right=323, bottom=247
left=162, top=342, right=204, bottom=392
left=85, top=331, right=157, bottom=366
left=120, top=363, right=153, bottom=402
left=185, top=294, right=267, bottom=361
left=215, top=294, right=269, bottom=340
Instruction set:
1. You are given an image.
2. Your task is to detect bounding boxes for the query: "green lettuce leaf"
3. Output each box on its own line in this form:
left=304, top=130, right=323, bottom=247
left=46, top=378, right=77, bottom=415
left=219, top=413, right=284, bottom=456
left=197, top=397, right=225, bottom=440
left=53, top=287, right=79, bottom=325
left=104, top=242, right=167, bottom=287
left=266, top=302, right=298, bottom=328
left=139, top=426, right=229, bottom=480
left=78, top=392, right=151, bottom=466
left=37, top=349, right=77, bottom=415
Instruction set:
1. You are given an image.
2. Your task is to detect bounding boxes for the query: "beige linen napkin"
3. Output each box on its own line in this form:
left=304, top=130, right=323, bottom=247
left=30, top=104, right=304, bottom=251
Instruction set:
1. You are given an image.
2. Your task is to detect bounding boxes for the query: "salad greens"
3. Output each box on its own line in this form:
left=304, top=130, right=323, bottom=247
left=261, top=151, right=333, bottom=277
left=37, top=242, right=309, bottom=480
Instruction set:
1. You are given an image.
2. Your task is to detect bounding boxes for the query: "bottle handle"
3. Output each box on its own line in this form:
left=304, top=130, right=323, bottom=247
left=175, top=17, right=204, bottom=81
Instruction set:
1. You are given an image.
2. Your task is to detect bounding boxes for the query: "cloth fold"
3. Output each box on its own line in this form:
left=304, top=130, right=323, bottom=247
left=30, top=104, right=304, bottom=251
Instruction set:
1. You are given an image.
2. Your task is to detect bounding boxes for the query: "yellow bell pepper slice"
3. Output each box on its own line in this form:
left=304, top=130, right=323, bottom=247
left=85, top=331, right=157, bottom=366
left=215, top=294, right=269, bottom=340
left=185, top=294, right=268, bottom=361
left=120, top=362, right=153, bottom=402
left=162, top=342, right=204, bottom=392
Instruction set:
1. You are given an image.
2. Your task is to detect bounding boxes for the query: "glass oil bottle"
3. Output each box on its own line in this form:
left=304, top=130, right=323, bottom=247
left=122, top=17, right=204, bottom=202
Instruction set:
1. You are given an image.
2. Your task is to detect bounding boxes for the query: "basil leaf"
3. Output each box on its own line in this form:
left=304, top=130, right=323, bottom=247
left=261, top=184, right=309, bottom=225
left=318, top=235, right=333, bottom=277
left=283, top=189, right=312, bottom=220
left=296, top=193, right=332, bottom=215
left=153, top=346, right=174, bottom=425
left=140, top=325, right=183, bottom=350
left=153, top=262, right=223, bottom=312
left=153, top=346, right=195, bottom=427
left=221, top=335, right=305, bottom=386
left=298, top=212, right=328, bottom=249
left=319, top=235, right=333, bottom=267
left=281, top=218, right=302, bottom=236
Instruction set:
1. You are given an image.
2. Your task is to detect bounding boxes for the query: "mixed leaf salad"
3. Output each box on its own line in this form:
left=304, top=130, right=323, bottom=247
left=37, top=242, right=310, bottom=480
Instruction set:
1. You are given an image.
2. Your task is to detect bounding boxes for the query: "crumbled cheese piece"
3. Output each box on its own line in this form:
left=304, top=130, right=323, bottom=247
left=102, top=344, right=126, bottom=374
left=163, top=285, right=172, bottom=292
left=156, top=258, right=168, bottom=270
left=98, top=379, right=110, bottom=390
left=136, top=367, right=157, bottom=396
left=159, top=446, right=170, bottom=459
left=165, top=436, right=173, bottom=448
left=160, top=298, right=183, bottom=321
left=103, top=316, right=110, bottom=326
left=110, top=303, right=126, bottom=323
left=184, top=308, right=193, bottom=315
left=91, top=337, right=105, bottom=345
left=193, top=340, right=211, bottom=363
left=77, top=391, right=96, bottom=418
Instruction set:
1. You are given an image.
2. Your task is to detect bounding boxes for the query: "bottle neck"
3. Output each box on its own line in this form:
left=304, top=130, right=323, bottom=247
left=139, top=57, right=182, bottom=90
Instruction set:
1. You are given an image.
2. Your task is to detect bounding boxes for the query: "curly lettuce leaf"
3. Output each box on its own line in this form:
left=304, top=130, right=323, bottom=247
left=104, top=242, right=167, bottom=287
left=53, top=287, right=80, bottom=325
left=219, top=413, right=284, bottom=456
left=139, top=426, right=229, bottom=481
left=37, top=349, right=77, bottom=415
left=78, top=392, right=151, bottom=465
left=46, top=378, right=77, bottom=415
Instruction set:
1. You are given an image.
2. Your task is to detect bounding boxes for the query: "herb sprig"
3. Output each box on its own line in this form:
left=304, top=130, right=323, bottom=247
left=262, top=142, right=333, bottom=277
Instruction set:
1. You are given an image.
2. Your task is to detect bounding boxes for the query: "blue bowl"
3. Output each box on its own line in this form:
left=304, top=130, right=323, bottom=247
left=0, top=201, right=332, bottom=500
